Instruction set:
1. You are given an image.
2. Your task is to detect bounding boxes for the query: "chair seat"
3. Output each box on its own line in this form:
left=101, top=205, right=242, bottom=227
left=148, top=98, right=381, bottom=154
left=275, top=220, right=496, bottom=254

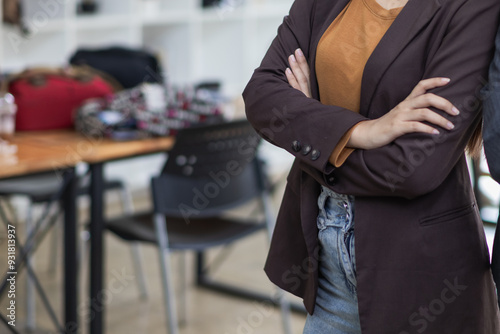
left=0, top=173, right=125, bottom=203
left=106, top=212, right=266, bottom=251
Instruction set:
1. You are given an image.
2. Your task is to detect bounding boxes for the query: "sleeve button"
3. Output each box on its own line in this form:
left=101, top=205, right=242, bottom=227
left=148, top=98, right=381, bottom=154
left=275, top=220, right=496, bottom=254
left=311, top=149, right=321, bottom=161
left=292, top=140, right=302, bottom=152
left=301, top=145, right=312, bottom=155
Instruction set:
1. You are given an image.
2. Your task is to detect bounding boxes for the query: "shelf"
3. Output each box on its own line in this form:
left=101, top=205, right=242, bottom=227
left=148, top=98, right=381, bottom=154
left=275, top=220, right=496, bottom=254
left=142, top=24, right=193, bottom=85
left=245, top=3, right=291, bottom=19
left=28, top=19, right=67, bottom=34
left=76, top=27, right=140, bottom=49
left=197, top=6, right=246, bottom=22
left=75, top=15, right=133, bottom=31
left=140, top=11, right=192, bottom=25
left=2, top=30, right=67, bottom=71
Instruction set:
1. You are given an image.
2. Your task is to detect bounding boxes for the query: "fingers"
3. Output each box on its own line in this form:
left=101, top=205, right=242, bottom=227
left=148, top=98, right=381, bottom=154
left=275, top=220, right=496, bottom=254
left=287, top=49, right=311, bottom=97
left=288, top=54, right=308, bottom=93
left=400, top=121, right=442, bottom=136
left=408, top=77, right=451, bottom=98
left=285, top=67, right=301, bottom=91
left=410, top=108, right=455, bottom=132
left=294, top=48, right=310, bottom=79
left=409, top=93, right=460, bottom=116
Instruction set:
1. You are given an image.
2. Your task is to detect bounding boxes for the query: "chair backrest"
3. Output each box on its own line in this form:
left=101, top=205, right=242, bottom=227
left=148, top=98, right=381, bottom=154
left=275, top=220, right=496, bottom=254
left=151, top=119, right=266, bottom=220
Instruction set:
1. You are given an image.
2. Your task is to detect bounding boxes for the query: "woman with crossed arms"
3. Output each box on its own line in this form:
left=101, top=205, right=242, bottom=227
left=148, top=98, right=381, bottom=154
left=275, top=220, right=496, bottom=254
left=243, top=0, right=500, bottom=332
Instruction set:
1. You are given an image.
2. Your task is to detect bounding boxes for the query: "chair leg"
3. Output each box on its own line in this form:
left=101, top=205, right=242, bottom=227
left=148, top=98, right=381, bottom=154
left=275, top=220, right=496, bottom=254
left=47, top=223, right=59, bottom=274
left=47, top=209, right=62, bottom=275
left=178, top=252, right=188, bottom=326
left=154, top=214, right=179, bottom=334
left=80, top=230, right=91, bottom=286
left=118, top=185, right=150, bottom=299
left=130, top=243, right=148, bottom=299
left=118, top=184, right=135, bottom=215
left=25, top=205, right=36, bottom=330
left=276, top=288, right=293, bottom=334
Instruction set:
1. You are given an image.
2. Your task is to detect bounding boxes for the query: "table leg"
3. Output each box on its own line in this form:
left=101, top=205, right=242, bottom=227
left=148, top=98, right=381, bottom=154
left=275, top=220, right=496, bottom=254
left=63, top=168, right=78, bottom=334
left=90, top=163, right=104, bottom=334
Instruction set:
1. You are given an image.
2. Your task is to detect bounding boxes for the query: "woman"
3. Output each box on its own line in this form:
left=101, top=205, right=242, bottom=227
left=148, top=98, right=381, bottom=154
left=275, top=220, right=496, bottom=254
left=242, top=0, right=500, bottom=332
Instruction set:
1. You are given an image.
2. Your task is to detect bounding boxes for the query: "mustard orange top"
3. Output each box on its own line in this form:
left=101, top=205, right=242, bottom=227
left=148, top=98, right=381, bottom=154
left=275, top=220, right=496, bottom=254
left=316, top=0, right=404, bottom=167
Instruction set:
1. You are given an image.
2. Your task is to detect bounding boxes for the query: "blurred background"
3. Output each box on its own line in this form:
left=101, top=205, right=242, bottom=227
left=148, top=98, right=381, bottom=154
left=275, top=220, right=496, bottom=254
left=0, top=0, right=499, bottom=333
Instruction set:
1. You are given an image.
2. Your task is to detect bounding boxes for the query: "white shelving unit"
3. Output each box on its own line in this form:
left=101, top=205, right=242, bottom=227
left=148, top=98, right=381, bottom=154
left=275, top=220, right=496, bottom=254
left=1, top=0, right=293, bottom=97
left=0, top=0, right=294, bottom=190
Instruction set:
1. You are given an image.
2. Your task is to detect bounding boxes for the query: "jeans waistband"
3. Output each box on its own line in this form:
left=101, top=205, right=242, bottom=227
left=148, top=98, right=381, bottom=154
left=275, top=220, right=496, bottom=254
left=317, top=186, right=355, bottom=230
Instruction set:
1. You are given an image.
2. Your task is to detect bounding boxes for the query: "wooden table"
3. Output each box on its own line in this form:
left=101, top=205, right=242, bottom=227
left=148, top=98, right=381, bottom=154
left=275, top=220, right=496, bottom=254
left=6, top=129, right=174, bottom=166
left=0, top=130, right=174, bottom=334
left=0, top=134, right=80, bottom=179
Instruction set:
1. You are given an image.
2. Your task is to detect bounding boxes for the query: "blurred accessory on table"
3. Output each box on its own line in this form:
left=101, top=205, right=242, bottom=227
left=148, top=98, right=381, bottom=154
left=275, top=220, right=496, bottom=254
left=75, top=83, right=225, bottom=140
left=70, top=46, right=163, bottom=89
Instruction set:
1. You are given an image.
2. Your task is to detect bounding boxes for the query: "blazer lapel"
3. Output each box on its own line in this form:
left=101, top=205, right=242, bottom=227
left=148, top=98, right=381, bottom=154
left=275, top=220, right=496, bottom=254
left=360, top=0, right=442, bottom=116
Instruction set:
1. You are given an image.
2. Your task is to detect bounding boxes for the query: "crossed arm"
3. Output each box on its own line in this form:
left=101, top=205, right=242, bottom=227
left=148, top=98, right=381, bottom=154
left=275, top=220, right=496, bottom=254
left=243, top=0, right=499, bottom=198
left=285, top=48, right=459, bottom=162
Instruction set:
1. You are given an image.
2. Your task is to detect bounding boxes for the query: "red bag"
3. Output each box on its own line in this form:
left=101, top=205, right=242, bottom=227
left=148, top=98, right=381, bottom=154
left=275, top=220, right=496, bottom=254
left=5, top=67, right=116, bottom=131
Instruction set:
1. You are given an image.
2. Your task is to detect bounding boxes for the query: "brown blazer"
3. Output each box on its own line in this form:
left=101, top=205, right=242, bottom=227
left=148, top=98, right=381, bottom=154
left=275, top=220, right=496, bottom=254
left=243, top=0, right=500, bottom=332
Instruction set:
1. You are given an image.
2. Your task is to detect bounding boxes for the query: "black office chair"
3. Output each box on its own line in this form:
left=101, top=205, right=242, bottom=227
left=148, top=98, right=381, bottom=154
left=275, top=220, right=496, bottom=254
left=105, top=120, right=292, bottom=334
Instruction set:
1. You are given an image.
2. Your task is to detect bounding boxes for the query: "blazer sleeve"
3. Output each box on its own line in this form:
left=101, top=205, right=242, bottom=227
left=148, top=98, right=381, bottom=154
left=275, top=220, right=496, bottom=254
left=483, top=25, right=500, bottom=183
left=328, top=0, right=500, bottom=199
left=243, top=0, right=368, bottom=175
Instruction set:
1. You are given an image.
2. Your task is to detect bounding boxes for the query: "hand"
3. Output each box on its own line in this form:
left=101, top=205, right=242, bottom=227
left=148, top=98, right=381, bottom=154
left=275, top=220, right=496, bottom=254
left=285, top=48, right=312, bottom=98
left=347, top=78, right=459, bottom=150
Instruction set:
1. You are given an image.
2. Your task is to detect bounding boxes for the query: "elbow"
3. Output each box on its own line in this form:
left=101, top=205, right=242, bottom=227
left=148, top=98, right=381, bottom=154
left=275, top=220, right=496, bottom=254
left=242, top=78, right=274, bottom=145
left=242, top=77, right=253, bottom=104
left=242, top=77, right=259, bottom=123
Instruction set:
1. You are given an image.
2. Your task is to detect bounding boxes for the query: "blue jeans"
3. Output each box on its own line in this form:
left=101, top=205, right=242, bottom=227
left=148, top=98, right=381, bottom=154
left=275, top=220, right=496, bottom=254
left=303, top=186, right=361, bottom=334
